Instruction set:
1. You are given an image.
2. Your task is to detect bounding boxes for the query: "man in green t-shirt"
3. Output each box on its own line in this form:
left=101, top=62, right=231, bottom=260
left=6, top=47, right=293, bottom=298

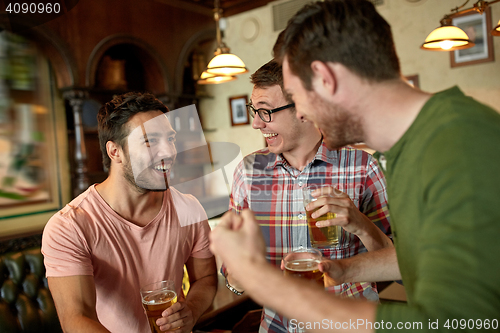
left=209, top=0, right=500, bottom=331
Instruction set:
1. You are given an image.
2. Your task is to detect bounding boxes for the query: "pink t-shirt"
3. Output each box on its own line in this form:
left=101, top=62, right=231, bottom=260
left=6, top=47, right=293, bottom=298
left=42, top=185, right=213, bottom=333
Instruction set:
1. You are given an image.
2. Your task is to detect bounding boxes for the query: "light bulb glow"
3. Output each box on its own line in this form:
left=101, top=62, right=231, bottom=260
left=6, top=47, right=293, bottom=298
left=421, top=26, right=474, bottom=51
left=439, top=40, right=454, bottom=50
left=206, top=53, right=248, bottom=76
left=197, top=71, right=236, bottom=85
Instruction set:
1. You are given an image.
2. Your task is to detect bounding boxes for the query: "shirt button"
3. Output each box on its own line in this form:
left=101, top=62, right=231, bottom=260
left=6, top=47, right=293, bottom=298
left=298, top=214, right=304, bottom=219
left=379, top=155, right=387, bottom=170
left=298, top=181, right=303, bottom=187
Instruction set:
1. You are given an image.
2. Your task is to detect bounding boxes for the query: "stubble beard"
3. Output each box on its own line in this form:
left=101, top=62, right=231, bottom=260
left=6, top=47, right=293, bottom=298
left=313, top=94, right=364, bottom=150
left=122, top=152, right=167, bottom=193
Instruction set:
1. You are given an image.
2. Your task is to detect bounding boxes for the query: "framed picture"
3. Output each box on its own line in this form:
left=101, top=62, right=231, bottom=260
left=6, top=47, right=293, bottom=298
left=404, top=74, right=420, bottom=88
left=229, top=95, right=250, bottom=126
left=450, top=7, right=495, bottom=68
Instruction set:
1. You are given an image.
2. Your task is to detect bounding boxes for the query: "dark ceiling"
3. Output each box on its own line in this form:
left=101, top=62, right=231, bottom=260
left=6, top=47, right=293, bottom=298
left=157, top=0, right=278, bottom=17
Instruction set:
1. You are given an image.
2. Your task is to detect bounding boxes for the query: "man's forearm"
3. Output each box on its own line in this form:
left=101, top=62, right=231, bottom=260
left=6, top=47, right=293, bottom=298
left=242, top=259, right=377, bottom=333
left=342, top=247, right=401, bottom=283
left=185, top=273, right=218, bottom=321
left=60, top=315, right=111, bottom=333
left=356, top=215, right=394, bottom=252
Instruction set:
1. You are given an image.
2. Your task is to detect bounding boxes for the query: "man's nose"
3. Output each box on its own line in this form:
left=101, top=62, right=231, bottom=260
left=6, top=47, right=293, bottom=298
left=157, top=140, right=176, bottom=159
left=252, top=114, right=266, bottom=129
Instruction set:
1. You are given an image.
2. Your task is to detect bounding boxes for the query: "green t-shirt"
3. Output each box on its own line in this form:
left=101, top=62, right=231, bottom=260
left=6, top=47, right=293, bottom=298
left=374, top=87, right=500, bottom=331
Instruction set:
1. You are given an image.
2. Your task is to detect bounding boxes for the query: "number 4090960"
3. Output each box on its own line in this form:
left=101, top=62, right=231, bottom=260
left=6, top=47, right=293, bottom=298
left=5, top=2, right=61, bottom=14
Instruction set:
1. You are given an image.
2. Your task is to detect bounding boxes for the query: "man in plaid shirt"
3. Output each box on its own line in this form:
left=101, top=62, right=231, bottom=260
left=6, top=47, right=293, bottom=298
left=224, top=60, right=392, bottom=333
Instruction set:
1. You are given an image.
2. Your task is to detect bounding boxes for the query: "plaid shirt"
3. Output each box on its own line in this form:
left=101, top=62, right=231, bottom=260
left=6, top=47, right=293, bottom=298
left=229, top=142, right=391, bottom=333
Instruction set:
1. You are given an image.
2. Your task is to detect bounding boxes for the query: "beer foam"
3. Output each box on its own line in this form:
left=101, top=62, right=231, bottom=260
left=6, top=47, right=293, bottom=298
left=142, top=290, right=177, bottom=305
left=285, top=259, right=320, bottom=272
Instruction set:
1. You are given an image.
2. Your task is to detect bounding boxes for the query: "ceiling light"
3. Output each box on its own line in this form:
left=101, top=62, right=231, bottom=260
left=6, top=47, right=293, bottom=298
left=422, top=0, right=500, bottom=51
left=198, top=0, right=248, bottom=84
left=197, top=71, right=236, bottom=85
left=421, top=25, right=474, bottom=51
left=206, top=53, right=248, bottom=76
left=493, top=19, right=500, bottom=35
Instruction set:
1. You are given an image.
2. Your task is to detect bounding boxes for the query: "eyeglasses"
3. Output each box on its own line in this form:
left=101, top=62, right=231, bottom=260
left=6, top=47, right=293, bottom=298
left=246, top=103, right=295, bottom=123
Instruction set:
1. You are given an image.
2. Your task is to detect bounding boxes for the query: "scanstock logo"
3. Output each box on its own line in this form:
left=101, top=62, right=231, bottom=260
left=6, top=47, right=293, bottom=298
left=1, top=1, right=79, bottom=33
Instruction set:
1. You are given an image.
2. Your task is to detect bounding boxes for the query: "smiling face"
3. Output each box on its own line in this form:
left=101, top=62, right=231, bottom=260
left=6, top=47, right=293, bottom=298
left=250, top=84, right=305, bottom=156
left=123, top=110, right=177, bottom=192
left=282, top=57, right=363, bottom=150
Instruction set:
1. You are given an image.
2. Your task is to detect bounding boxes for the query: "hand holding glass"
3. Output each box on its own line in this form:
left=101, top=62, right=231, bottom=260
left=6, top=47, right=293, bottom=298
left=140, top=280, right=178, bottom=333
left=283, top=247, right=324, bottom=286
left=303, top=185, right=340, bottom=248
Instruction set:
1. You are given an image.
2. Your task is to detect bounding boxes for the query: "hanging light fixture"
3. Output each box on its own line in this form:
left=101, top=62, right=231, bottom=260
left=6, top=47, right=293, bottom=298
left=421, top=0, right=500, bottom=51
left=493, top=19, right=500, bottom=35
left=197, top=70, right=236, bottom=85
left=205, top=0, right=248, bottom=77
left=421, top=17, right=474, bottom=51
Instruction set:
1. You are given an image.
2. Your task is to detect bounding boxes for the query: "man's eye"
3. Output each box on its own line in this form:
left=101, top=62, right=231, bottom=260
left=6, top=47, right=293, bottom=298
left=168, top=137, right=176, bottom=142
left=144, top=138, right=158, bottom=145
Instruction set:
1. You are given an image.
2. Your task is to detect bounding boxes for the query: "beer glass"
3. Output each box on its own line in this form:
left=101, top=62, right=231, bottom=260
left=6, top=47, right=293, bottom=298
left=283, top=247, right=324, bottom=286
left=302, top=185, right=340, bottom=248
left=140, top=280, right=178, bottom=333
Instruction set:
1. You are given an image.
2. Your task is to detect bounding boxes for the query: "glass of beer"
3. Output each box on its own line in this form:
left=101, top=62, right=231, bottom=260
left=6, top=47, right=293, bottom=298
left=303, top=185, right=340, bottom=248
left=140, top=280, right=178, bottom=333
left=283, top=247, right=324, bottom=286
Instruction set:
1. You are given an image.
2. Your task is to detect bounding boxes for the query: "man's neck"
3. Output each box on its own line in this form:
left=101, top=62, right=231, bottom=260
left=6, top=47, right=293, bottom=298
left=282, top=135, right=323, bottom=171
left=352, top=79, right=432, bottom=153
left=95, top=175, right=164, bottom=227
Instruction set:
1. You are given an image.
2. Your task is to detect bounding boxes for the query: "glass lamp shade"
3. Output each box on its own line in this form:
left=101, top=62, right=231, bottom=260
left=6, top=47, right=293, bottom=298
left=421, top=26, right=475, bottom=51
left=206, top=53, right=248, bottom=76
left=197, top=71, right=236, bottom=85
left=492, top=20, right=500, bottom=36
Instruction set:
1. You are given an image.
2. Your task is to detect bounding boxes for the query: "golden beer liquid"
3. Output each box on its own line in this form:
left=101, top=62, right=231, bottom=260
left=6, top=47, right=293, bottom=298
left=142, top=290, right=177, bottom=333
left=284, top=258, right=324, bottom=286
left=306, top=207, right=339, bottom=247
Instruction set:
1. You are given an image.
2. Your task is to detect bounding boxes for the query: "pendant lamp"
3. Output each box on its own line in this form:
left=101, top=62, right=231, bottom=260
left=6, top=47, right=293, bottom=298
left=421, top=18, right=474, bottom=51
left=421, top=0, right=500, bottom=51
left=202, top=0, right=248, bottom=79
left=197, top=70, right=236, bottom=85
left=493, top=19, right=500, bottom=36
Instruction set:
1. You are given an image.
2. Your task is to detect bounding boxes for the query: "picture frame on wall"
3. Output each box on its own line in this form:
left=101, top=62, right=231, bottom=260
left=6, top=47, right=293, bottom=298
left=229, top=95, right=250, bottom=126
left=404, top=74, right=420, bottom=88
left=450, top=7, right=495, bottom=68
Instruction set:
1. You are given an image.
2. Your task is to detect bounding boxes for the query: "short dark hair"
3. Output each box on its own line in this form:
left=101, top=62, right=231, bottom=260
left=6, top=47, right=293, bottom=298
left=273, top=0, right=401, bottom=90
left=97, top=92, right=169, bottom=170
left=250, top=59, right=293, bottom=104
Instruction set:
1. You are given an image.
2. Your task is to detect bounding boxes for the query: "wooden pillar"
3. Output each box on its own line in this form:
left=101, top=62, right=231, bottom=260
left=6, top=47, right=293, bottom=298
left=63, top=90, right=89, bottom=197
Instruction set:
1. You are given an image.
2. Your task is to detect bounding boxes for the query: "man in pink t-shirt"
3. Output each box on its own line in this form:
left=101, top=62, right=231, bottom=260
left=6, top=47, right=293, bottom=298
left=42, top=92, right=217, bottom=333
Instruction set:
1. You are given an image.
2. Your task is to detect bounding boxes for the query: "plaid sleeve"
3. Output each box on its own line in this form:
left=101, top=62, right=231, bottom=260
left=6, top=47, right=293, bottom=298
left=360, top=156, right=391, bottom=236
left=222, top=159, right=249, bottom=277
left=229, top=159, right=249, bottom=214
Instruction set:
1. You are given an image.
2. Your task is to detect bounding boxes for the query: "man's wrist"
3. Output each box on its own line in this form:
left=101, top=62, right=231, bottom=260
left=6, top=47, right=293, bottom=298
left=224, top=274, right=244, bottom=296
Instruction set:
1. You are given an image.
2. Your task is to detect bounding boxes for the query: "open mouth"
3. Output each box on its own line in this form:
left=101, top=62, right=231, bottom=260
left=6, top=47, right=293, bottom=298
left=263, top=132, right=279, bottom=144
left=151, top=160, right=173, bottom=174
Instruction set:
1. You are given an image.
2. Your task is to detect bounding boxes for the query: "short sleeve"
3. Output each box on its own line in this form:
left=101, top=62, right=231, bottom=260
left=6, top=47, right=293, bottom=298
left=189, top=219, right=213, bottom=259
left=361, top=156, right=391, bottom=236
left=42, top=212, right=94, bottom=277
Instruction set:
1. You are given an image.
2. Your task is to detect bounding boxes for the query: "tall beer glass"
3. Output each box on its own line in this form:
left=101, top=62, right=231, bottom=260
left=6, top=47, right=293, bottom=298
left=140, top=280, right=177, bottom=333
left=302, top=185, right=340, bottom=248
left=283, top=247, right=324, bottom=286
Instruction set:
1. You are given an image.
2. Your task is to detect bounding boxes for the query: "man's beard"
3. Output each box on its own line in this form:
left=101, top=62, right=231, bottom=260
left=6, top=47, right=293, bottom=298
left=312, top=93, right=364, bottom=150
left=122, top=153, right=169, bottom=193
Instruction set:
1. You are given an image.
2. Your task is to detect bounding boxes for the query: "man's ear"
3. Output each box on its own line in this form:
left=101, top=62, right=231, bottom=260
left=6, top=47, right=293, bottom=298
left=106, top=141, right=123, bottom=164
left=310, top=60, right=336, bottom=98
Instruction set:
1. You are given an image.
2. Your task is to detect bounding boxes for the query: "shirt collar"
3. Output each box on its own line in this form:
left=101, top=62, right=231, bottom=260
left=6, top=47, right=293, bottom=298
left=264, top=141, right=337, bottom=170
